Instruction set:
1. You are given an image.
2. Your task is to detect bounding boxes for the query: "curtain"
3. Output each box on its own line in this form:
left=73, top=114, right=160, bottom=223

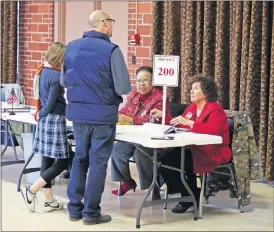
left=151, top=1, right=274, bottom=181
left=1, top=1, right=17, bottom=83
left=151, top=1, right=181, bottom=102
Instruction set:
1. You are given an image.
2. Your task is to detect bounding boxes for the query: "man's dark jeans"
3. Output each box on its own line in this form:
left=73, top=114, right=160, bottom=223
left=67, top=122, right=116, bottom=219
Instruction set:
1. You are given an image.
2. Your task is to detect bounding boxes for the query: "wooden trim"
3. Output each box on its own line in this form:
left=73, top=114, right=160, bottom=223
left=58, top=1, right=66, bottom=43
left=54, top=1, right=66, bottom=43
left=93, top=1, right=101, bottom=10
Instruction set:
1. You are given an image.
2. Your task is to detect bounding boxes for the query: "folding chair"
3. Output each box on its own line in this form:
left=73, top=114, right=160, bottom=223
left=1, top=119, right=19, bottom=160
left=198, top=117, right=244, bottom=219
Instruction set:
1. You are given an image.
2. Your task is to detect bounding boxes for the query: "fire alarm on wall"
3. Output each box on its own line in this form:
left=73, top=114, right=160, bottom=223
left=129, top=32, right=141, bottom=45
left=129, top=1, right=141, bottom=46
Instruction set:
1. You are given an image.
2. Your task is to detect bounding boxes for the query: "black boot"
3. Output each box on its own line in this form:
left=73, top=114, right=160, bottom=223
left=172, top=202, right=194, bottom=213
left=171, top=189, right=200, bottom=214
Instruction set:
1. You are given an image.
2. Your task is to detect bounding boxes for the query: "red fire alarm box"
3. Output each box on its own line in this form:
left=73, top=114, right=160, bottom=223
left=129, top=33, right=140, bottom=45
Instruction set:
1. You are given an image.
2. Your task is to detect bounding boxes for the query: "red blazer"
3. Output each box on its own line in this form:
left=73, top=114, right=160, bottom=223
left=179, top=102, right=232, bottom=173
left=119, top=87, right=171, bottom=125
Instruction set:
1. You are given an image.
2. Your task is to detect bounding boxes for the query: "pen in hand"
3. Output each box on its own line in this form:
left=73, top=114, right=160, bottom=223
left=150, top=108, right=162, bottom=122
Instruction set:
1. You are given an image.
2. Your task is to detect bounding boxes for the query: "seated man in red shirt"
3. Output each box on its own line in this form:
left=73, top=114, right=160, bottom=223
left=111, top=66, right=171, bottom=199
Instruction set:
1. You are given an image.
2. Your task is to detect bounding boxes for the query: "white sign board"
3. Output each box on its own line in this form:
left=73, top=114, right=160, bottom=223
left=153, top=55, right=180, bottom=87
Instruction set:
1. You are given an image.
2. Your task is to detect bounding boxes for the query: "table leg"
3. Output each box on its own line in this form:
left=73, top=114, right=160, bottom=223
left=1, top=120, right=8, bottom=157
left=9, top=130, right=18, bottom=160
left=17, top=151, right=36, bottom=192
left=180, top=147, right=198, bottom=220
left=1, top=160, right=24, bottom=167
left=136, top=148, right=158, bottom=229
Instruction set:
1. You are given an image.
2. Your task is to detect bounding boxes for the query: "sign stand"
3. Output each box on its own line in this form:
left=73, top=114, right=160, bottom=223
left=151, top=55, right=180, bottom=140
left=9, top=102, right=16, bottom=115
left=151, top=86, right=171, bottom=140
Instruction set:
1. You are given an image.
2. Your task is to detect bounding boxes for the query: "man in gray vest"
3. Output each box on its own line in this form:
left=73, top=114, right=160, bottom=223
left=62, top=10, right=131, bottom=225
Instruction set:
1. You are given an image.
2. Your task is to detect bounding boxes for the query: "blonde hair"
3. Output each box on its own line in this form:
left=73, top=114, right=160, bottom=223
left=45, top=42, right=66, bottom=68
left=88, top=10, right=110, bottom=28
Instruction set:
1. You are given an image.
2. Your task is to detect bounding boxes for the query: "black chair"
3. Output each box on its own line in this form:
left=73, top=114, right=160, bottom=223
left=168, top=102, right=188, bottom=118
left=198, top=117, right=243, bottom=219
left=1, top=120, right=19, bottom=160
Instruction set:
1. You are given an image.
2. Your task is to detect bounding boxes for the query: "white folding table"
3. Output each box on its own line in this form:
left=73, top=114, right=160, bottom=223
left=2, top=113, right=222, bottom=228
left=1, top=112, right=72, bottom=186
left=1, top=102, right=33, bottom=113
left=115, top=125, right=222, bottom=228
left=1, top=103, right=35, bottom=158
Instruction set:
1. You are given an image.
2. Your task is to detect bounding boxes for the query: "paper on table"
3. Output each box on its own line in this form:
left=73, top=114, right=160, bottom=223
left=142, top=123, right=189, bottom=136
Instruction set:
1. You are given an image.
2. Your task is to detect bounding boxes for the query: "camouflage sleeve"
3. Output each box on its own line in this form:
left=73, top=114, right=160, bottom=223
left=247, top=115, right=263, bottom=180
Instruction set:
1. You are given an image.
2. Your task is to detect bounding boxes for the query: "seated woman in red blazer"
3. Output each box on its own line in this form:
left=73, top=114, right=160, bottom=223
left=151, top=74, right=232, bottom=214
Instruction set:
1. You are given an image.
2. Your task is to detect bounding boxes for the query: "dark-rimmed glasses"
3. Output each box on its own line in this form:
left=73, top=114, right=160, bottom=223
left=136, top=79, right=152, bottom=85
left=102, top=18, right=115, bottom=26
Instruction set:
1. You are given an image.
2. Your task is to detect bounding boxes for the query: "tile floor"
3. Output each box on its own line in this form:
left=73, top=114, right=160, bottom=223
left=1, top=147, right=273, bottom=231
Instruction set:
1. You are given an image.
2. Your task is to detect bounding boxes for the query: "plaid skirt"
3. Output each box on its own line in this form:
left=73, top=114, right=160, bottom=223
left=33, top=114, right=68, bottom=159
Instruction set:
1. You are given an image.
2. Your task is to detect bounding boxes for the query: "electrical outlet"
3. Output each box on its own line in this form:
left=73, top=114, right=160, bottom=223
left=132, top=56, right=136, bottom=65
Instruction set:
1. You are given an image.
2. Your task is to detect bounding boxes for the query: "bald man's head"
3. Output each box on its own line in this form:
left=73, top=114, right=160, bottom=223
left=88, top=10, right=110, bottom=28
left=88, top=10, right=114, bottom=37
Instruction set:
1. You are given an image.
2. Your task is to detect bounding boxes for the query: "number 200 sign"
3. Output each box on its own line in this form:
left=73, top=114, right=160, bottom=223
left=153, top=55, right=180, bottom=87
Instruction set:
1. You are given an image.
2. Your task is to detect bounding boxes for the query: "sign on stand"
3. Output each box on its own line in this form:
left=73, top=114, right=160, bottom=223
left=152, top=55, right=180, bottom=139
left=153, top=55, right=180, bottom=87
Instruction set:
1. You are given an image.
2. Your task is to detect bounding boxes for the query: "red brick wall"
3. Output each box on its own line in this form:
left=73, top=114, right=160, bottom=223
left=19, top=1, right=152, bottom=104
left=19, top=1, right=54, bottom=106
left=128, top=2, right=152, bottom=86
